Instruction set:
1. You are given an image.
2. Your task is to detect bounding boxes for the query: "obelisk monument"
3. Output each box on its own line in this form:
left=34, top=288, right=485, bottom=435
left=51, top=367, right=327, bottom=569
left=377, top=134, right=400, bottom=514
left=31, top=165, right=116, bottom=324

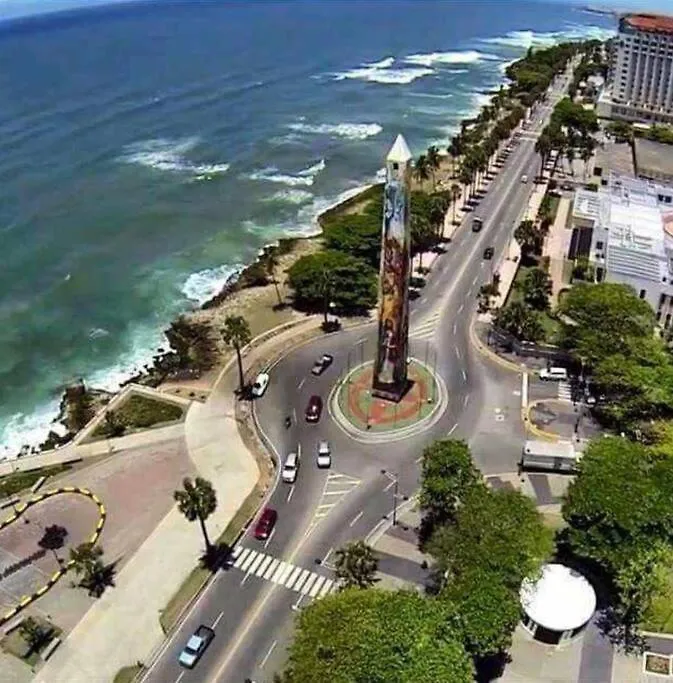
left=372, top=134, right=412, bottom=402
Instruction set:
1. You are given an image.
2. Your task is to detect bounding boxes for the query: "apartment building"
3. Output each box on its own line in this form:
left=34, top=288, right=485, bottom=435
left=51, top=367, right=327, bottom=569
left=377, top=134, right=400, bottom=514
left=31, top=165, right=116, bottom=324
left=597, top=13, right=673, bottom=124
left=570, top=174, right=673, bottom=326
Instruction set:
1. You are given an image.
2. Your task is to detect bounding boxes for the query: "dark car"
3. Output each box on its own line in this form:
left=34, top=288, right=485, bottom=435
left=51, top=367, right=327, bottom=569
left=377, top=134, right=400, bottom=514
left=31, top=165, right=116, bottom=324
left=305, top=395, right=323, bottom=423
left=254, top=507, right=277, bottom=540
left=472, top=217, right=483, bottom=232
left=483, top=246, right=494, bottom=260
left=311, top=354, right=334, bottom=376
left=178, top=625, right=215, bottom=668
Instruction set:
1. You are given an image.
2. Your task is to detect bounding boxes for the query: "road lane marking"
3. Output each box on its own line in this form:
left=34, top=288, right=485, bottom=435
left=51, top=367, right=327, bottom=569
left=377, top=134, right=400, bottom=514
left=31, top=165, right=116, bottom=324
left=322, top=489, right=354, bottom=496
left=284, top=566, right=302, bottom=588
left=464, top=394, right=470, bottom=406
left=322, top=547, right=333, bottom=565
left=294, top=569, right=311, bottom=592
left=175, top=672, right=185, bottom=683
left=286, top=485, right=295, bottom=503
left=357, top=336, right=367, bottom=343
left=239, top=549, right=258, bottom=572
left=212, top=610, right=224, bottom=629
left=297, top=378, right=305, bottom=390
left=455, top=347, right=461, bottom=360
left=309, top=575, right=326, bottom=598
left=263, top=558, right=280, bottom=580
left=263, top=528, right=276, bottom=549
left=301, top=574, right=318, bottom=595
left=247, top=553, right=265, bottom=576
left=260, top=640, right=277, bottom=668
left=233, top=547, right=251, bottom=569
left=453, top=322, right=457, bottom=335
left=319, top=580, right=334, bottom=598
left=272, top=561, right=291, bottom=585
left=448, top=422, right=458, bottom=436
left=349, top=511, right=364, bottom=527
left=457, top=303, right=464, bottom=314
left=383, top=480, right=395, bottom=492
left=462, top=369, right=467, bottom=381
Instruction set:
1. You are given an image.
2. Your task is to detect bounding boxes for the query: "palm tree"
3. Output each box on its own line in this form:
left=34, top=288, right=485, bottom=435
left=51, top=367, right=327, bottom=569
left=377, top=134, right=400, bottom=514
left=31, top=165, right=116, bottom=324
left=174, top=477, right=218, bottom=554
left=221, top=314, right=252, bottom=393
left=411, top=213, right=434, bottom=269
left=514, top=219, right=541, bottom=259
left=425, top=145, right=441, bottom=191
left=449, top=183, right=462, bottom=225
left=534, top=131, right=552, bottom=179
left=70, top=542, right=113, bottom=597
left=265, top=251, right=283, bottom=307
left=579, top=139, right=594, bottom=179
left=494, top=301, right=545, bottom=342
left=38, top=524, right=68, bottom=566
left=320, top=268, right=335, bottom=327
left=19, top=617, right=52, bottom=656
left=413, top=154, right=430, bottom=189
left=458, top=166, right=473, bottom=208
left=522, top=267, right=553, bottom=310
left=447, top=136, right=462, bottom=178
left=429, top=194, right=447, bottom=241
left=334, top=540, right=379, bottom=589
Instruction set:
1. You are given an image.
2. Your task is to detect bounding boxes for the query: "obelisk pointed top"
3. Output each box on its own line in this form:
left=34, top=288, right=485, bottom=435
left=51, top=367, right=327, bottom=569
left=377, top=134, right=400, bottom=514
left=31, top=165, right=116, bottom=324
left=387, top=134, right=412, bottom=164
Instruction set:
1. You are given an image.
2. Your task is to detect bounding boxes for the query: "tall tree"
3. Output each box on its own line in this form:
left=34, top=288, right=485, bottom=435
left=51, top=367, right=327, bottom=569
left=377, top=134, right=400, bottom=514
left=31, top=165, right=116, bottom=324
left=69, top=542, right=113, bottom=597
left=411, top=212, right=435, bottom=269
left=38, top=524, right=68, bottom=565
left=265, top=251, right=283, bottom=307
left=174, top=477, right=218, bottom=554
left=221, top=314, right=252, bottom=393
left=418, top=439, right=483, bottom=545
left=19, top=617, right=52, bottom=656
left=334, top=540, right=379, bottom=589
left=514, top=219, right=541, bottom=259
left=493, top=301, right=545, bottom=342
left=458, top=165, right=473, bottom=207
left=447, top=136, right=462, bottom=177
left=522, top=267, right=553, bottom=310
left=282, top=589, right=474, bottom=683
left=425, top=145, right=441, bottom=191
left=450, top=183, right=462, bottom=225
left=534, top=130, right=552, bottom=178
left=414, top=154, right=430, bottom=188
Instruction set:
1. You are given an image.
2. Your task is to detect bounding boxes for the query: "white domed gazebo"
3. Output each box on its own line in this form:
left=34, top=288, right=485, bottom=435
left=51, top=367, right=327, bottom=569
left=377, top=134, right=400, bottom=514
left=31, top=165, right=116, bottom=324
left=520, top=563, right=596, bottom=646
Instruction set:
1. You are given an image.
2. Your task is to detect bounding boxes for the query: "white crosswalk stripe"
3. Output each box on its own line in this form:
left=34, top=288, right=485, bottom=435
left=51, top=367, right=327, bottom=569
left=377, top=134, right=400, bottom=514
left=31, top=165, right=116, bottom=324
left=232, top=547, right=335, bottom=599
left=409, top=312, right=440, bottom=341
left=557, top=381, right=572, bottom=402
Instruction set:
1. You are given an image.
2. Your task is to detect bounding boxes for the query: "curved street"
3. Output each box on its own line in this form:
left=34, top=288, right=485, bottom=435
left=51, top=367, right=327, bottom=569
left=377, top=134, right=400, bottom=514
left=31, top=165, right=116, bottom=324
left=143, top=72, right=571, bottom=683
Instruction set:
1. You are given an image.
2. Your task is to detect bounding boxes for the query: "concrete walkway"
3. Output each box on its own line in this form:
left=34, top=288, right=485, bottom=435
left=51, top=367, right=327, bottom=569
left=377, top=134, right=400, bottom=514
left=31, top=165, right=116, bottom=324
left=543, top=195, right=572, bottom=305
left=31, top=319, right=326, bottom=683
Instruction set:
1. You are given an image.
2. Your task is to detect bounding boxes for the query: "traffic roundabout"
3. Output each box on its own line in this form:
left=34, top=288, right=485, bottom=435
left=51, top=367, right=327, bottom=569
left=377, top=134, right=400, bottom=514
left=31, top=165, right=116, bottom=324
left=329, top=357, right=448, bottom=444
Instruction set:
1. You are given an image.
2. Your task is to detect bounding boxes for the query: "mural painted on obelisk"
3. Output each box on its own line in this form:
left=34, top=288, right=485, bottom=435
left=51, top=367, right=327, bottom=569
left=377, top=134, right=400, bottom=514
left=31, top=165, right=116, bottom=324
left=373, top=173, right=411, bottom=400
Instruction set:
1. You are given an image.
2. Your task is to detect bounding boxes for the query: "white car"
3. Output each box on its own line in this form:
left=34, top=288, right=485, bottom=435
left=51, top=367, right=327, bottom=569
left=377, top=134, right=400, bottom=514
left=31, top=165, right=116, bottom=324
left=316, top=440, right=331, bottom=468
left=539, top=367, right=568, bottom=382
left=282, top=451, right=300, bottom=483
left=521, top=174, right=529, bottom=183
left=178, top=625, right=214, bottom=669
left=251, top=372, right=269, bottom=397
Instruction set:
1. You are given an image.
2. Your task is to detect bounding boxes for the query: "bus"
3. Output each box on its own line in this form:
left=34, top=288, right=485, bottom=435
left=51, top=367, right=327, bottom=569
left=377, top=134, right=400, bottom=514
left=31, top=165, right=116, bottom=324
left=520, top=440, right=580, bottom=474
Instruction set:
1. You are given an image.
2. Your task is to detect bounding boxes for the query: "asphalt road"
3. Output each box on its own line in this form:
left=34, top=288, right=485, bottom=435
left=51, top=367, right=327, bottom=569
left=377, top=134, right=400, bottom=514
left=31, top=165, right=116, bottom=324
left=143, top=67, right=575, bottom=683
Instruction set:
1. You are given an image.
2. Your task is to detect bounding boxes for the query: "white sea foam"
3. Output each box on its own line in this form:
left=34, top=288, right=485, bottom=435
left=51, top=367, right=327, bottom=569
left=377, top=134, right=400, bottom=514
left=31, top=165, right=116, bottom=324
left=265, top=189, right=314, bottom=205
left=88, top=327, right=110, bottom=340
left=249, top=159, right=326, bottom=187
left=287, top=122, right=383, bottom=140
left=119, top=137, right=230, bottom=178
left=0, top=402, right=63, bottom=461
left=181, top=263, right=245, bottom=306
left=484, top=24, right=615, bottom=50
left=404, top=50, right=486, bottom=67
left=332, top=60, right=434, bottom=85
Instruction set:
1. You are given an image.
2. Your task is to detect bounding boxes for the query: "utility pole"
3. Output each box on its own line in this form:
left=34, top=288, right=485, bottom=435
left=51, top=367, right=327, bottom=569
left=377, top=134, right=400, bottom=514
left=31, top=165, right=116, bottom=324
left=381, top=470, right=400, bottom=526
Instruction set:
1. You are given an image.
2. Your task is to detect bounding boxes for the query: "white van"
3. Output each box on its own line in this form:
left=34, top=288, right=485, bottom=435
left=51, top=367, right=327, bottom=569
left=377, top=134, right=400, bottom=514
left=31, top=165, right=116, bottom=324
left=282, top=451, right=300, bottom=484
left=539, top=367, right=568, bottom=382
left=251, top=372, right=270, bottom=397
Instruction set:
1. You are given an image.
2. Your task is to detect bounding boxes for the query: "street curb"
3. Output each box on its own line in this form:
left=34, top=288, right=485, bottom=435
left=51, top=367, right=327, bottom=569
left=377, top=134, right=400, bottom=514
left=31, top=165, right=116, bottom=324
left=468, top=317, right=531, bottom=375
left=524, top=399, right=563, bottom=442
left=327, top=359, right=449, bottom=444
left=0, top=486, right=106, bottom=628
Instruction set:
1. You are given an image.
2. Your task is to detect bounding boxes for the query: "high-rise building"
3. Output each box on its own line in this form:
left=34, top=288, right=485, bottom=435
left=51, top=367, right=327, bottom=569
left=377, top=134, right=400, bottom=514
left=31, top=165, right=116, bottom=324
left=598, top=13, right=673, bottom=124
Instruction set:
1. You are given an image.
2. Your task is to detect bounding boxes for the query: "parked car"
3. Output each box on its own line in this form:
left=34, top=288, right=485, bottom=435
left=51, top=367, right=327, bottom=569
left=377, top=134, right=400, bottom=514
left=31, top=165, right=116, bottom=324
left=311, top=354, right=334, bottom=376
left=254, top=507, right=277, bottom=540
left=539, top=367, right=568, bottom=381
left=305, top=395, right=323, bottom=423
left=178, top=625, right=215, bottom=669
left=521, top=174, right=529, bottom=183
left=282, top=451, right=300, bottom=483
left=316, top=440, right=331, bottom=468
left=251, top=372, right=270, bottom=398
left=483, top=246, right=494, bottom=260
left=472, top=216, right=483, bottom=232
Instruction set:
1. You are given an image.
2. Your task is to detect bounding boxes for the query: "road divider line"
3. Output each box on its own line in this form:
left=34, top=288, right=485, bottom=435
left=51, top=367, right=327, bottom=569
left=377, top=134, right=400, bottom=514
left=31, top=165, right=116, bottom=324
left=448, top=422, right=458, bottom=436
left=297, top=378, right=305, bottom=390
left=286, top=485, right=295, bottom=503
left=263, top=528, right=276, bottom=549
left=212, top=611, right=224, bottom=630
left=349, top=511, right=364, bottom=527
left=260, top=640, right=277, bottom=668
left=462, top=369, right=467, bottom=381
left=464, top=394, right=470, bottom=407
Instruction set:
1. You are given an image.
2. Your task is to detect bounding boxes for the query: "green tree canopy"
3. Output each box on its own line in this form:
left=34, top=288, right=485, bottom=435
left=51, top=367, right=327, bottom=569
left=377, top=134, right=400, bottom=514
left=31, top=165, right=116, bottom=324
left=493, top=300, right=545, bottom=342
left=323, top=213, right=381, bottom=268
left=522, top=267, right=552, bottom=311
left=287, top=250, right=377, bottom=314
left=282, top=589, right=474, bottom=683
left=418, top=439, right=483, bottom=544
left=429, top=486, right=552, bottom=593
left=562, top=437, right=673, bottom=570
left=334, top=541, right=378, bottom=590
left=174, top=476, right=218, bottom=553
left=559, top=282, right=656, bottom=367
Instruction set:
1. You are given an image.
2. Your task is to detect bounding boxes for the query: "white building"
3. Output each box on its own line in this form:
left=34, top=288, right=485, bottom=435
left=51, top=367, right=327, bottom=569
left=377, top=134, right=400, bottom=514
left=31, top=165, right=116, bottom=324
left=571, top=174, right=673, bottom=325
left=597, top=13, right=673, bottom=124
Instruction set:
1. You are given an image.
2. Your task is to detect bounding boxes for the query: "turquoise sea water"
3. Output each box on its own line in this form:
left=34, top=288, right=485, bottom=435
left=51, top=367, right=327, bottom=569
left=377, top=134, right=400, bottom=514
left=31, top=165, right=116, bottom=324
left=0, top=0, right=614, bottom=456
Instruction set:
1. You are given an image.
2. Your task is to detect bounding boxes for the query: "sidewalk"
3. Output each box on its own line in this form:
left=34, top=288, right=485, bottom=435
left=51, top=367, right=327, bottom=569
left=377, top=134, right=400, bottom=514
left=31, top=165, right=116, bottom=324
left=543, top=196, right=571, bottom=305
left=32, top=318, right=322, bottom=683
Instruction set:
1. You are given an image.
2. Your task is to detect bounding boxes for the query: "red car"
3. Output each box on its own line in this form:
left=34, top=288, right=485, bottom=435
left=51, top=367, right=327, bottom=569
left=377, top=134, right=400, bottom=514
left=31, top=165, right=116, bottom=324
left=305, top=395, right=322, bottom=423
left=254, top=507, right=277, bottom=540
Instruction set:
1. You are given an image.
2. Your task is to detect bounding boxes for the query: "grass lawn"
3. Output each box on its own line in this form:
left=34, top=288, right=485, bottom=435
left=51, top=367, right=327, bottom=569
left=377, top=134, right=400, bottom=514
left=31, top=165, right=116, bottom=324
left=91, top=394, right=184, bottom=439
left=0, top=617, right=61, bottom=667
left=159, top=484, right=263, bottom=634
left=113, top=664, right=144, bottom=683
left=643, top=568, right=673, bottom=634
left=0, top=463, right=72, bottom=500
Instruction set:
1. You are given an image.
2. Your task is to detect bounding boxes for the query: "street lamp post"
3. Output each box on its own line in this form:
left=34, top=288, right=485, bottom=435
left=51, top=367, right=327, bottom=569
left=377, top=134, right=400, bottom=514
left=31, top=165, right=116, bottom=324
left=381, top=470, right=400, bottom=526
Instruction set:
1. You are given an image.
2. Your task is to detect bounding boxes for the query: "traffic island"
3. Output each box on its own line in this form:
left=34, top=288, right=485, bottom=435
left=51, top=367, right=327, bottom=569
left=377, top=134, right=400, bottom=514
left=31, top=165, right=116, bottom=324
left=330, top=359, right=447, bottom=443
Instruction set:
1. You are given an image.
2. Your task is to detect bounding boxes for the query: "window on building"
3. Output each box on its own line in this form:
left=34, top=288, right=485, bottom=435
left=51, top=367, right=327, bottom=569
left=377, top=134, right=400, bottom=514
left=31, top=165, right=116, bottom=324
left=596, top=241, right=604, bottom=250
left=640, top=289, right=647, bottom=299
left=666, top=313, right=672, bottom=328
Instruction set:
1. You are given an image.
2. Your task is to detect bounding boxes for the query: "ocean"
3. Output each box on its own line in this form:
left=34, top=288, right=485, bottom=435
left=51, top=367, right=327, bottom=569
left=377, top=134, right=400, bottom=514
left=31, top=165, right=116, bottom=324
left=0, top=0, right=614, bottom=457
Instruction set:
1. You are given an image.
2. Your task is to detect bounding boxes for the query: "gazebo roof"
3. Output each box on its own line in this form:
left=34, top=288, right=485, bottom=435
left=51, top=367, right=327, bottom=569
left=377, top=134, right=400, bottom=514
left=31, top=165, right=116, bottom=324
left=520, top=564, right=596, bottom=632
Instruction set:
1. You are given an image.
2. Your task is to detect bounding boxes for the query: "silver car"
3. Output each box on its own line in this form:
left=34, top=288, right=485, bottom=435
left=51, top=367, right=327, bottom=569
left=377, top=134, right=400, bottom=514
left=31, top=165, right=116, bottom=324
left=316, top=440, right=331, bottom=468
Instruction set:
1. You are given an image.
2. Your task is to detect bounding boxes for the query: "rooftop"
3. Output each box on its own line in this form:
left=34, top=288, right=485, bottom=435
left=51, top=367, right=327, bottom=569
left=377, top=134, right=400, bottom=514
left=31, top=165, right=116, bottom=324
left=623, top=13, right=673, bottom=35
left=635, top=138, right=673, bottom=182
left=520, top=564, right=596, bottom=632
